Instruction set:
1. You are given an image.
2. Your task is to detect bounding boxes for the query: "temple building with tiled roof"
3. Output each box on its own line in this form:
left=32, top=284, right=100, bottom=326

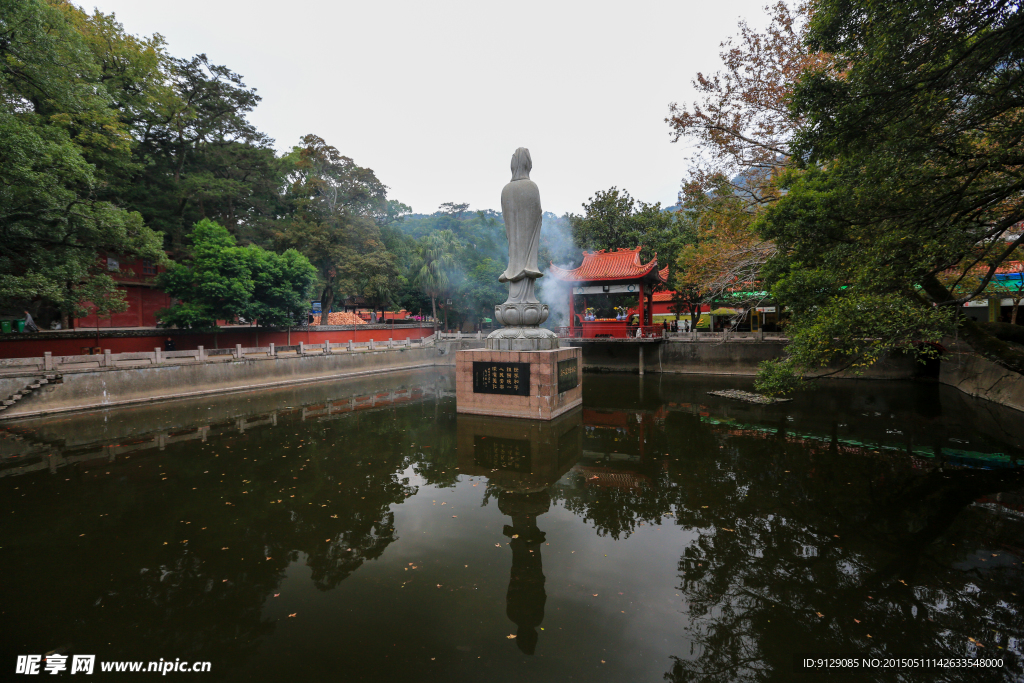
left=548, top=247, right=667, bottom=337
left=548, top=247, right=666, bottom=285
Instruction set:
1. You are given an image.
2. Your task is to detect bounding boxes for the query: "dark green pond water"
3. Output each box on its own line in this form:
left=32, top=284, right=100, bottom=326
left=1, top=370, right=1022, bottom=682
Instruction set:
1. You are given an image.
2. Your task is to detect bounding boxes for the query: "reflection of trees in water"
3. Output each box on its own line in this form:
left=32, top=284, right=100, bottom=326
left=409, top=398, right=461, bottom=489
left=553, top=470, right=676, bottom=540
left=548, top=408, right=698, bottom=540
left=0, top=396, right=443, bottom=670
left=662, top=435, right=1024, bottom=682
left=539, top=407, right=1023, bottom=681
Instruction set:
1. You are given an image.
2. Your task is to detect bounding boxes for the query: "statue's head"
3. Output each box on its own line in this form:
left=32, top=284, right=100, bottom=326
left=510, top=147, right=532, bottom=181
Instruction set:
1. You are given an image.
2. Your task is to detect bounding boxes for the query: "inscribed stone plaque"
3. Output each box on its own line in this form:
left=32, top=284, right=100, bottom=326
left=472, top=361, right=530, bottom=396
left=557, top=358, right=579, bottom=393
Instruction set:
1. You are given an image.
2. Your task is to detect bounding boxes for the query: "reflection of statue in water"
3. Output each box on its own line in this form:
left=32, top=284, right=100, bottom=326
left=489, top=147, right=558, bottom=349
left=456, top=410, right=583, bottom=654
left=500, top=489, right=550, bottom=655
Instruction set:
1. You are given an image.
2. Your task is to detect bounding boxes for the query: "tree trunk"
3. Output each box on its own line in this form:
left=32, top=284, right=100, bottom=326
left=920, top=273, right=1024, bottom=375
left=319, top=280, right=335, bottom=326
left=430, top=296, right=437, bottom=329
left=1013, top=298, right=1020, bottom=325
left=978, top=322, right=1024, bottom=345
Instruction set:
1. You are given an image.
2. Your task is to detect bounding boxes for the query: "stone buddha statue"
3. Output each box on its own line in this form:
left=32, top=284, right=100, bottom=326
left=488, top=147, right=559, bottom=350
left=500, top=148, right=543, bottom=285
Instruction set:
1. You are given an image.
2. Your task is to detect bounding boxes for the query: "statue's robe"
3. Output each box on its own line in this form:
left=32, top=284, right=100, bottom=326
left=500, top=148, right=543, bottom=284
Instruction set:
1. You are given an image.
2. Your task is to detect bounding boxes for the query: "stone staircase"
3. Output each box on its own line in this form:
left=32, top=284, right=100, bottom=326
left=0, top=374, right=61, bottom=413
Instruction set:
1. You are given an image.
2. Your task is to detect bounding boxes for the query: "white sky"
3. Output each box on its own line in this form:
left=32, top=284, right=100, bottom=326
left=87, top=0, right=771, bottom=216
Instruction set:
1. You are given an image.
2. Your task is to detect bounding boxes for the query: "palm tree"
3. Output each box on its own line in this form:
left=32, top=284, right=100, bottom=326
left=414, top=230, right=459, bottom=330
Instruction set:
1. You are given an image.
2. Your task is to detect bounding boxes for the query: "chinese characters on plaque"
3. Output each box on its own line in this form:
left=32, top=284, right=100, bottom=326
left=472, top=362, right=530, bottom=396
left=557, top=358, right=579, bottom=393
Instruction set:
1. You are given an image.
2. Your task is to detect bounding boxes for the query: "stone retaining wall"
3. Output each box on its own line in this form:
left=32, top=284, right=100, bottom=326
left=939, top=349, right=1024, bottom=414
left=0, top=345, right=443, bottom=420
left=571, top=340, right=922, bottom=378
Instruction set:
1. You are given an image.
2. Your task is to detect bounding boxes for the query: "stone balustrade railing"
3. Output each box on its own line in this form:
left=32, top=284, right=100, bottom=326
left=435, top=331, right=484, bottom=340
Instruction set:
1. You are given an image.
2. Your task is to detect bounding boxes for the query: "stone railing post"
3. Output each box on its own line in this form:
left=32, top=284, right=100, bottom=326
left=406, top=336, right=411, bottom=346
left=298, top=341, right=305, bottom=356
left=388, top=338, right=393, bottom=349
left=104, top=349, right=111, bottom=367
left=369, top=339, right=375, bottom=350
left=154, top=347, right=162, bottom=363
left=198, top=345, right=205, bottom=361
left=269, top=343, right=275, bottom=357
left=235, top=343, right=242, bottom=359
left=325, top=339, right=331, bottom=354
left=44, top=352, right=52, bottom=371
left=347, top=340, right=353, bottom=351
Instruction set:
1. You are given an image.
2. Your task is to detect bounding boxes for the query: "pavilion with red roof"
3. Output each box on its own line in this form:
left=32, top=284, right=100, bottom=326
left=548, top=247, right=668, bottom=338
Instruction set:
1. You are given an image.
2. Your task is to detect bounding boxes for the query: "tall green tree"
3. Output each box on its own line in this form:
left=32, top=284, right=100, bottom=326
left=754, top=0, right=1024, bottom=391
left=665, top=2, right=824, bottom=308
left=413, top=230, right=459, bottom=327
left=159, top=219, right=314, bottom=328
left=462, top=257, right=506, bottom=324
left=275, top=135, right=399, bottom=323
left=568, top=188, right=682, bottom=266
left=125, top=52, right=277, bottom=252
left=0, top=0, right=164, bottom=325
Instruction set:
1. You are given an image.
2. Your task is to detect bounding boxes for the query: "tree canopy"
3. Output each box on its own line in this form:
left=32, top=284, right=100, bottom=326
left=0, top=0, right=165, bottom=323
left=753, top=0, right=1024, bottom=391
left=159, top=220, right=315, bottom=328
left=273, top=135, right=402, bottom=323
left=567, top=187, right=682, bottom=266
left=665, top=0, right=1024, bottom=393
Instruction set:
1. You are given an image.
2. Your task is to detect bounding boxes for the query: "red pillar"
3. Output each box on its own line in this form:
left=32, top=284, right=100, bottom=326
left=638, top=284, right=645, bottom=333
left=568, top=286, right=575, bottom=336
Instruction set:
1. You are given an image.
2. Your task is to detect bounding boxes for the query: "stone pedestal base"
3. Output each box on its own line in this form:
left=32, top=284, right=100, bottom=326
left=485, top=327, right=560, bottom=351
left=456, top=347, right=582, bottom=420
left=484, top=333, right=560, bottom=352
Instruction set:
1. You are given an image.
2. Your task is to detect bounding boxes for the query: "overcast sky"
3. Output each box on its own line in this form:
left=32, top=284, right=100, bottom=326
left=88, top=0, right=771, bottom=216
